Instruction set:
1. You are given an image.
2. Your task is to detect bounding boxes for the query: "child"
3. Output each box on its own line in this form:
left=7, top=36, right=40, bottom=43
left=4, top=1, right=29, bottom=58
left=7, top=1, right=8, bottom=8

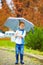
left=14, top=22, right=26, bottom=64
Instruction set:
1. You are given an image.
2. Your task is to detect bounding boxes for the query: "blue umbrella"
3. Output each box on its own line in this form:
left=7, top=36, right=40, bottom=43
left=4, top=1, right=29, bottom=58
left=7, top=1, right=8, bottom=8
left=4, top=17, right=34, bottom=32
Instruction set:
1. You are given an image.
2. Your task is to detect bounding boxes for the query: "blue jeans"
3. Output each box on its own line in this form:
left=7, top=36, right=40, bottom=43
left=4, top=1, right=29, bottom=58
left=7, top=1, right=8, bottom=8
left=15, top=44, right=24, bottom=55
left=15, top=44, right=24, bottom=63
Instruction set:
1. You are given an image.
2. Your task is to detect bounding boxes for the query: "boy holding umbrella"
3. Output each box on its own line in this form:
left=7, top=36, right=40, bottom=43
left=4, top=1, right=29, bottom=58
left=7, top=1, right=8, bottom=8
left=14, top=21, right=26, bottom=64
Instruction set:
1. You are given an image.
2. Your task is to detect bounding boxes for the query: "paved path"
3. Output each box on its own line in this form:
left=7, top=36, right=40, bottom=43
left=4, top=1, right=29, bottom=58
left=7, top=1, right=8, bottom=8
left=0, top=50, right=43, bottom=65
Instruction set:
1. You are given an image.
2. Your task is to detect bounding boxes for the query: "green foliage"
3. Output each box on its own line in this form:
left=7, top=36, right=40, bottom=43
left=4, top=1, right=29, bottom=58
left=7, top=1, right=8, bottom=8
left=25, top=27, right=43, bottom=51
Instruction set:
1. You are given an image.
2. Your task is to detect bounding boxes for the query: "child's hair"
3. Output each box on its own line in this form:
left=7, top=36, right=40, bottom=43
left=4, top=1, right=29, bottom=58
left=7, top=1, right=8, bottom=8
left=19, top=21, right=25, bottom=26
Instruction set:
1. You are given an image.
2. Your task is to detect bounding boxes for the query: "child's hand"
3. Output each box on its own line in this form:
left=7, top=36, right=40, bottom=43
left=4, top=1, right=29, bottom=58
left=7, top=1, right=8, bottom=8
left=19, top=36, right=22, bottom=38
left=14, top=32, right=18, bottom=37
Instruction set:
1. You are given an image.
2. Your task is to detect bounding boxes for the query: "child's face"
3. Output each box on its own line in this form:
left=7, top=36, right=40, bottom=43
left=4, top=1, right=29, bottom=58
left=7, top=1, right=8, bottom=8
left=19, top=23, right=25, bottom=29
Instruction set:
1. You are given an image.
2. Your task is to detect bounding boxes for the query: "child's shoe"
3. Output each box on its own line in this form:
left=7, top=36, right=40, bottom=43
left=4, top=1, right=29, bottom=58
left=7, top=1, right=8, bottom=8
left=20, top=54, right=24, bottom=64
left=15, top=61, right=18, bottom=64
left=15, top=54, right=19, bottom=64
left=20, top=61, right=24, bottom=64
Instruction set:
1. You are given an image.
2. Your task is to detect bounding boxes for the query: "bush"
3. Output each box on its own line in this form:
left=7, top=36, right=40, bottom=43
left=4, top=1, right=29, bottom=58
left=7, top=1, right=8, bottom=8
left=25, top=27, right=43, bottom=51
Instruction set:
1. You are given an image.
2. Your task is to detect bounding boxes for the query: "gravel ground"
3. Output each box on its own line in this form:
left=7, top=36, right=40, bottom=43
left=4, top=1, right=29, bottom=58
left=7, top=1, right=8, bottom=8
left=0, top=50, right=43, bottom=65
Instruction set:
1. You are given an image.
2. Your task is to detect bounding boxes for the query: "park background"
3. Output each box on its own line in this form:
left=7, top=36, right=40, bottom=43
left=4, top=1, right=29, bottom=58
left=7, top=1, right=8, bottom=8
left=0, top=0, right=43, bottom=57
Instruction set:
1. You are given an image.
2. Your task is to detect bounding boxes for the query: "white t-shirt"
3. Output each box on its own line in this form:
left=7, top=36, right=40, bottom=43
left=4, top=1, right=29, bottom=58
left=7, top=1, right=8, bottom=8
left=11, top=30, right=26, bottom=44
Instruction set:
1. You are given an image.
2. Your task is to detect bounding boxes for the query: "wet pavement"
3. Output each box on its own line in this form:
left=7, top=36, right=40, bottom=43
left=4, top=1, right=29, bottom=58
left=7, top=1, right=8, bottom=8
left=0, top=50, right=43, bottom=65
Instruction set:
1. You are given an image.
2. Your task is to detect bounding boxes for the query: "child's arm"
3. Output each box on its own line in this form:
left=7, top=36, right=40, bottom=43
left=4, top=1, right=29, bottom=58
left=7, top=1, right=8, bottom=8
left=14, top=30, right=18, bottom=38
left=18, top=31, right=26, bottom=38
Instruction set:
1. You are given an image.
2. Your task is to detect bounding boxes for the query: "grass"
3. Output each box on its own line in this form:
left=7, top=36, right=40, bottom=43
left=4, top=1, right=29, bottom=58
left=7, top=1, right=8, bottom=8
left=0, top=40, right=43, bottom=56
left=0, top=40, right=15, bottom=48
left=25, top=47, right=43, bottom=56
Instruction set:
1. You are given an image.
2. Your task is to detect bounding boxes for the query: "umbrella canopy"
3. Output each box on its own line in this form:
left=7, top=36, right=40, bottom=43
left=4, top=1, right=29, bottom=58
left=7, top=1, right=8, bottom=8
left=4, top=17, right=34, bottom=32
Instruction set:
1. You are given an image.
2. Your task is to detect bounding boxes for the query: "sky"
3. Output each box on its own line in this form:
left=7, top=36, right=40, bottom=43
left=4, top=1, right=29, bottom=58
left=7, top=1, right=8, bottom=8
left=0, top=0, right=16, bottom=13
left=6, top=0, right=12, bottom=4
left=0, top=0, right=2, bottom=9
